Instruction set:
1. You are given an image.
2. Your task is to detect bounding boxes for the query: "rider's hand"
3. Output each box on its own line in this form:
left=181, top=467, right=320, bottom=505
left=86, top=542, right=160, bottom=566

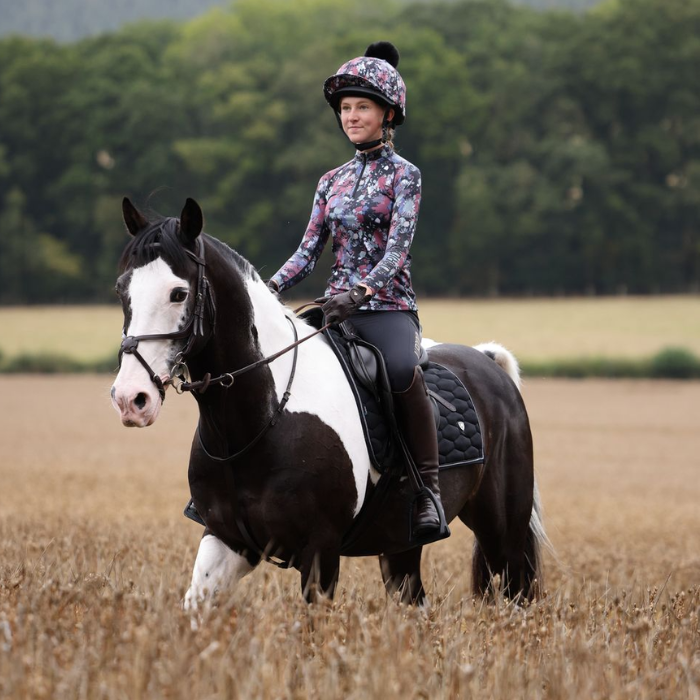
left=321, top=285, right=372, bottom=325
left=265, top=279, right=280, bottom=294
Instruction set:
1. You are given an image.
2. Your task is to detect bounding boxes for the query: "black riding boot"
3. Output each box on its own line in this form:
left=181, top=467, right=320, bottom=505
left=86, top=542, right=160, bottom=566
left=393, top=366, right=449, bottom=541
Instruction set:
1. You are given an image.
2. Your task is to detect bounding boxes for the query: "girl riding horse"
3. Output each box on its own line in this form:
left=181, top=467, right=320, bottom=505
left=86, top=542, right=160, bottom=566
left=268, top=41, right=446, bottom=543
left=111, top=43, right=547, bottom=608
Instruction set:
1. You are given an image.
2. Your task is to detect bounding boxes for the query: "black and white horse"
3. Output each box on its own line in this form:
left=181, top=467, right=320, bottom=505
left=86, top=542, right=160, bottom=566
left=111, top=198, right=548, bottom=610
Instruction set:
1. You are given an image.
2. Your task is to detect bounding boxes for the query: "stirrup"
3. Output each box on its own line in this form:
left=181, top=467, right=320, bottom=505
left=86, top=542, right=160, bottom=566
left=183, top=498, right=205, bottom=526
left=408, top=488, right=450, bottom=547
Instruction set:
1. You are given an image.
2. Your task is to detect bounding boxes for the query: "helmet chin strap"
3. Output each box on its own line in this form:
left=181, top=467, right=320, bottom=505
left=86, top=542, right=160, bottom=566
left=335, top=109, right=392, bottom=151
left=353, top=137, right=384, bottom=152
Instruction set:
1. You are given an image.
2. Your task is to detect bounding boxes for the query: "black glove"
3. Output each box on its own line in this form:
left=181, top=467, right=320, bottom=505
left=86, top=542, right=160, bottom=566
left=321, top=285, right=371, bottom=325
left=265, top=279, right=280, bottom=294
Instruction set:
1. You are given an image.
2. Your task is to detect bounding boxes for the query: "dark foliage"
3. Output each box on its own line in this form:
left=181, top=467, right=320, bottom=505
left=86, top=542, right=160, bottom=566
left=0, top=0, right=698, bottom=303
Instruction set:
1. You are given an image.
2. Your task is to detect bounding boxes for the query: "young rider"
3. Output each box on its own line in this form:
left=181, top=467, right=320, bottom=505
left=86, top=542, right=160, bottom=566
left=268, top=41, right=447, bottom=542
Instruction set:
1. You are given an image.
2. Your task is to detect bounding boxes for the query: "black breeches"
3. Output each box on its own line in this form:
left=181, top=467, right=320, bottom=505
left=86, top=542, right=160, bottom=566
left=348, top=311, right=422, bottom=392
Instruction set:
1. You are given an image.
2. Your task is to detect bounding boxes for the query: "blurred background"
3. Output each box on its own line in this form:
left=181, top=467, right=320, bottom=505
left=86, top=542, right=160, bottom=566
left=0, top=0, right=699, bottom=375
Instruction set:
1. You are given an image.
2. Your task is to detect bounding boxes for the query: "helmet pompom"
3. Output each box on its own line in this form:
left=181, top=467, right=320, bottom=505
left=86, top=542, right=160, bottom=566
left=365, top=41, right=400, bottom=68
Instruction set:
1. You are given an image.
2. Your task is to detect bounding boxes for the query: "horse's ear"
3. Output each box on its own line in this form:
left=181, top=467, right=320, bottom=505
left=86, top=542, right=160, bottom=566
left=180, top=198, right=203, bottom=243
left=122, top=197, right=148, bottom=237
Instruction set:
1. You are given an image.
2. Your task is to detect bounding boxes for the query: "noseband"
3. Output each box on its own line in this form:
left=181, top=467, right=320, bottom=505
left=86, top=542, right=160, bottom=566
left=118, top=237, right=215, bottom=402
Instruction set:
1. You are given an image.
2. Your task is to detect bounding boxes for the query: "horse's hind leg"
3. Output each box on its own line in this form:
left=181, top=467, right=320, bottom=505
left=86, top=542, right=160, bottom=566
left=460, top=480, right=534, bottom=601
left=379, top=547, right=426, bottom=606
left=184, top=531, right=257, bottom=617
left=466, top=521, right=531, bottom=601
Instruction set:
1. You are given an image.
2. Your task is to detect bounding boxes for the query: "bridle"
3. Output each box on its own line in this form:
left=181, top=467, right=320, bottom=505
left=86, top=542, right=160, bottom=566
left=118, top=236, right=214, bottom=402
left=118, top=234, right=330, bottom=407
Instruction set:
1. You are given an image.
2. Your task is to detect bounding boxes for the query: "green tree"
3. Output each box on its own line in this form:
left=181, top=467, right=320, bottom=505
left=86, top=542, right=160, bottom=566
left=0, top=189, right=82, bottom=302
left=0, top=0, right=699, bottom=301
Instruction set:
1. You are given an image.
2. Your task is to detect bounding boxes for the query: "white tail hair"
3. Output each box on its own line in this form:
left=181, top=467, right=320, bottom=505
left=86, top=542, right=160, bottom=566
left=474, top=342, right=521, bottom=391
left=530, top=478, right=556, bottom=560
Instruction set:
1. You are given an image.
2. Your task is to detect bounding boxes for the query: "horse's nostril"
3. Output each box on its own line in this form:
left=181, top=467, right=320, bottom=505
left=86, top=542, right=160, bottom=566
left=134, top=393, right=148, bottom=410
left=110, top=386, right=116, bottom=400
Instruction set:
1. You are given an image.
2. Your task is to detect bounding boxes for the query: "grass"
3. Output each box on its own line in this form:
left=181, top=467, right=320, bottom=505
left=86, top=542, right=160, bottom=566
left=419, top=295, right=700, bottom=359
left=0, top=305, right=123, bottom=362
left=1, top=296, right=700, bottom=377
left=1, top=375, right=699, bottom=698
left=521, top=346, right=700, bottom=379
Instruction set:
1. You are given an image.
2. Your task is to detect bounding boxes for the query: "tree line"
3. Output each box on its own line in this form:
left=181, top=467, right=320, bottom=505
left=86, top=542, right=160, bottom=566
left=0, top=0, right=698, bottom=303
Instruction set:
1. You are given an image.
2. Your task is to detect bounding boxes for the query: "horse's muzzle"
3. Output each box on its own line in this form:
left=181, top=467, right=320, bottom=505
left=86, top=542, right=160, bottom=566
left=111, top=379, right=166, bottom=427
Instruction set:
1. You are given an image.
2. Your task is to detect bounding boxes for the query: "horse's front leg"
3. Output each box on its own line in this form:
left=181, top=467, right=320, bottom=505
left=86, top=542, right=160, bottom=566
left=299, top=542, right=341, bottom=604
left=379, top=547, right=427, bottom=606
left=184, top=531, right=257, bottom=619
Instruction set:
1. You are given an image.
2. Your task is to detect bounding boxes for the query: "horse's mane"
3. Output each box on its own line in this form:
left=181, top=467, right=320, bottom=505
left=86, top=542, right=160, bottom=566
left=119, top=214, right=259, bottom=283
left=119, top=216, right=190, bottom=274
left=205, top=235, right=259, bottom=282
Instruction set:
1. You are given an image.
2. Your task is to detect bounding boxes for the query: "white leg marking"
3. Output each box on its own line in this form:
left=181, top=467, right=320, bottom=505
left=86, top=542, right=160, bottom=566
left=246, top=278, right=374, bottom=513
left=184, top=535, right=254, bottom=614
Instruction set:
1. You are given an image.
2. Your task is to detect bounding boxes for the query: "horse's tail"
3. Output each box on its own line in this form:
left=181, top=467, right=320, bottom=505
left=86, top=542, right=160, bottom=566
left=474, top=342, right=521, bottom=392
left=523, top=478, right=556, bottom=599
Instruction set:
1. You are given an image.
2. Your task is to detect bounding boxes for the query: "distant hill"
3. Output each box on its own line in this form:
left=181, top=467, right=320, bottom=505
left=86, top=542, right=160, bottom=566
left=514, top=0, right=600, bottom=8
left=0, top=0, right=601, bottom=42
left=0, top=0, right=230, bottom=42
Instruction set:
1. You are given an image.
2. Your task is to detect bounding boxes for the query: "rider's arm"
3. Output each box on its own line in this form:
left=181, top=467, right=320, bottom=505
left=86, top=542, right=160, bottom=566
left=270, top=175, right=331, bottom=292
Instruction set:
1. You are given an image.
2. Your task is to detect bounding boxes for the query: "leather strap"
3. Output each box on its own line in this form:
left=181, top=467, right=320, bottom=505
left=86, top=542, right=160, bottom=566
left=195, top=317, right=299, bottom=462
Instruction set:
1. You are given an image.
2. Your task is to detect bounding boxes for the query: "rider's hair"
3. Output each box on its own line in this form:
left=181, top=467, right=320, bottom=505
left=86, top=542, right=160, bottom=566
left=384, top=127, right=395, bottom=150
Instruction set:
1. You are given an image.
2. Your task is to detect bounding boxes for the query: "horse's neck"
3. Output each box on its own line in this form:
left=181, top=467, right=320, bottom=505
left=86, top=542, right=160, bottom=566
left=188, top=249, right=283, bottom=455
left=246, top=277, right=301, bottom=357
left=242, top=275, right=312, bottom=402
left=189, top=244, right=319, bottom=458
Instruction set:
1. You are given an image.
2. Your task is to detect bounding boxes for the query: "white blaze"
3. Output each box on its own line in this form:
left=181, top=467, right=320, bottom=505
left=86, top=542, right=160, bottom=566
left=111, top=258, right=190, bottom=427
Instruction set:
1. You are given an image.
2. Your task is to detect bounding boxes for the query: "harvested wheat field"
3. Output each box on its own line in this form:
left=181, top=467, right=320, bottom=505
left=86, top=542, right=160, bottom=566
left=0, top=375, right=698, bottom=699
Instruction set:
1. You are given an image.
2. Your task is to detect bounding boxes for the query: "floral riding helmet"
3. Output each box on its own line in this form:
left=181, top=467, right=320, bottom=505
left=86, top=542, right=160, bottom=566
left=323, top=41, right=406, bottom=126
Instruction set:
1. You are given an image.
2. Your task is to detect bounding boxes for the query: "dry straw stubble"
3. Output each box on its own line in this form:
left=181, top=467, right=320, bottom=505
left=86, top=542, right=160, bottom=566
left=1, top=375, right=699, bottom=699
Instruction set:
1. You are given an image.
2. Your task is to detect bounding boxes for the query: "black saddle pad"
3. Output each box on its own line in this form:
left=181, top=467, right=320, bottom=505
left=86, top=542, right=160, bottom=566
left=424, top=362, right=484, bottom=469
left=321, top=322, right=485, bottom=474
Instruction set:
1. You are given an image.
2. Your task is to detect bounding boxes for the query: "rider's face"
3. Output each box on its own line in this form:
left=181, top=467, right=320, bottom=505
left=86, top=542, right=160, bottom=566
left=339, top=97, right=392, bottom=145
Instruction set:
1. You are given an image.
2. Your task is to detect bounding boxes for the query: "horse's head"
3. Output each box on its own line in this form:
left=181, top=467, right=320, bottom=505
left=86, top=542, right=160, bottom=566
left=111, top=197, right=211, bottom=427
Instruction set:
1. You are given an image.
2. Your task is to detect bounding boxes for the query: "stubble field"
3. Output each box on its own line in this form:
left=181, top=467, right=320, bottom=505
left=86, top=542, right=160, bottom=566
left=1, top=373, right=698, bottom=699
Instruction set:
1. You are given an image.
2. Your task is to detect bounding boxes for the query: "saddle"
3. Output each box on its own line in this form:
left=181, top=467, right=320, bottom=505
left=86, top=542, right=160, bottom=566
left=300, top=308, right=485, bottom=476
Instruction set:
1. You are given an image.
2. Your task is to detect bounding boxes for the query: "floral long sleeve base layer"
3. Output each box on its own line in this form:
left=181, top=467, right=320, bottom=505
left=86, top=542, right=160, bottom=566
left=271, top=145, right=421, bottom=312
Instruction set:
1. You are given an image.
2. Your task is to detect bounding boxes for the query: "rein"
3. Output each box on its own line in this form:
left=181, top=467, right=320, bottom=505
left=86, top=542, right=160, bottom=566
left=195, top=316, right=299, bottom=463
left=174, top=310, right=330, bottom=395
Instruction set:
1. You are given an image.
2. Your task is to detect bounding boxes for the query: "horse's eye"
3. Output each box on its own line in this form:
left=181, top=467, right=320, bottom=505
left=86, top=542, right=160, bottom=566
left=170, top=288, right=188, bottom=303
